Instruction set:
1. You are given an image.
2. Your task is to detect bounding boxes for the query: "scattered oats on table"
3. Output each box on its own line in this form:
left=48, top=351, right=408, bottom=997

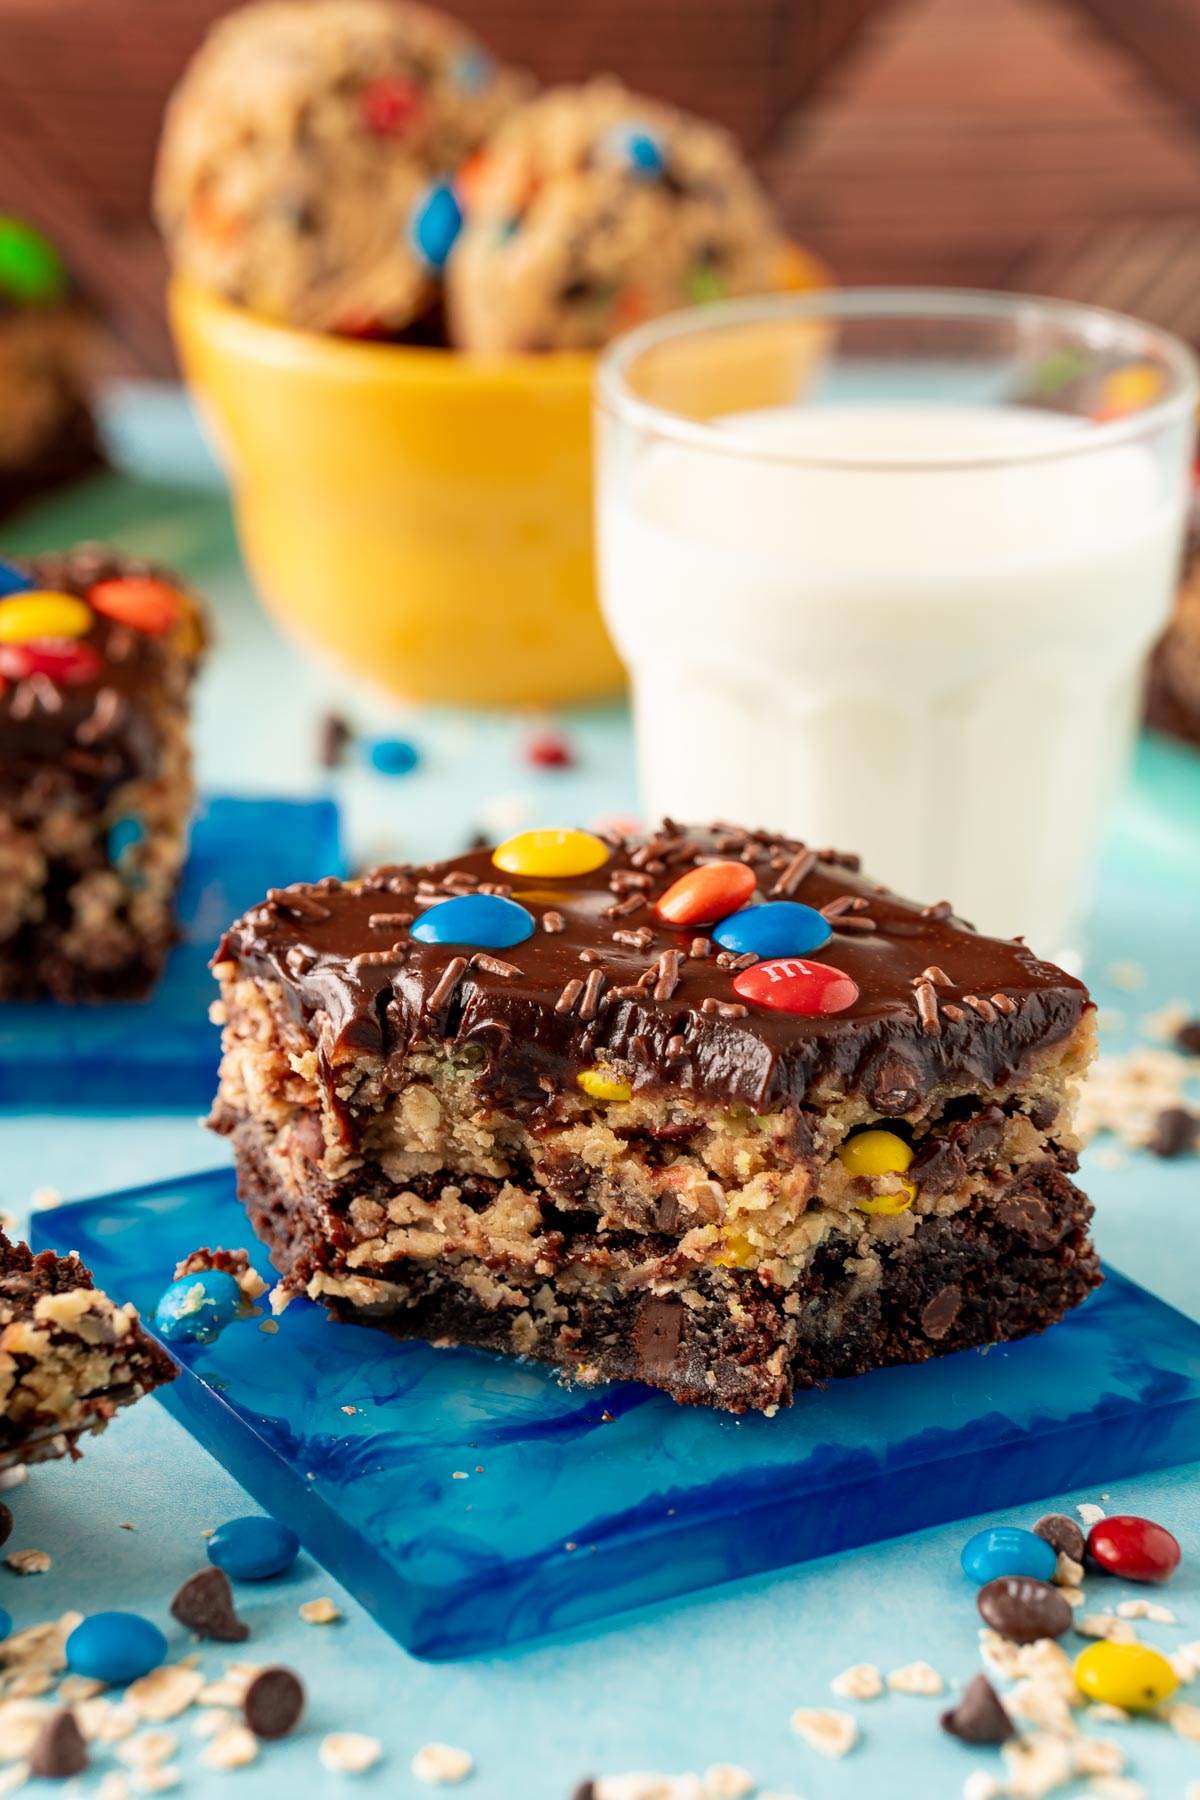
left=411, top=1741, right=474, bottom=1784
left=319, top=1731, right=382, bottom=1775
left=4, top=1550, right=49, bottom=1576
left=298, top=1597, right=341, bottom=1625
left=789, top=1707, right=858, bottom=1758
left=1077, top=1502, right=1107, bottom=1527
left=1077, top=1614, right=1139, bottom=1645
left=200, top=1724, right=259, bottom=1769
left=700, top=1766, right=754, bottom=1800
left=116, top=1728, right=178, bottom=1767
left=1168, top=1700, right=1200, bottom=1741
left=126, top=1664, right=204, bottom=1721
left=830, top=1662, right=884, bottom=1700
left=887, top=1661, right=944, bottom=1696
left=1115, top=1598, right=1176, bottom=1624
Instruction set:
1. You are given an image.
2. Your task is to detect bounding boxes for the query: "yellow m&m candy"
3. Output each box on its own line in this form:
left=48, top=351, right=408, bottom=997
left=0, top=591, right=92, bottom=643
left=493, top=829, right=609, bottom=879
left=838, top=1128, right=917, bottom=1215
left=1074, top=1641, right=1178, bottom=1712
left=577, top=1067, right=632, bottom=1104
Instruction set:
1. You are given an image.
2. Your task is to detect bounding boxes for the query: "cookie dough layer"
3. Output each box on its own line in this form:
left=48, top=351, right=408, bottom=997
left=0, top=544, right=205, bottom=1001
left=210, top=823, right=1100, bottom=1412
left=0, top=1232, right=175, bottom=1466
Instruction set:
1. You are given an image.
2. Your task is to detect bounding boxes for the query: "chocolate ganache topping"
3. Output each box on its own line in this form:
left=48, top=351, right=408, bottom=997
left=214, top=822, right=1091, bottom=1113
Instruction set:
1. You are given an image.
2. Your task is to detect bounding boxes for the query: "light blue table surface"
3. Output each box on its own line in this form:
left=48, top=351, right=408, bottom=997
left=0, top=388, right=1199, bottom=1799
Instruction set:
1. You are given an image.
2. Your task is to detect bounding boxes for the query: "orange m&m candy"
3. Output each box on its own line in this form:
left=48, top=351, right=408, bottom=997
left=655, top=860, right=757, bottom=927
left=88, top=577, right=184, bottom=636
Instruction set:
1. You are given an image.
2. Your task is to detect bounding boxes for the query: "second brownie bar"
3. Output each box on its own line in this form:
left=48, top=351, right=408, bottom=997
left=0, top=543, right=206, bottom=1001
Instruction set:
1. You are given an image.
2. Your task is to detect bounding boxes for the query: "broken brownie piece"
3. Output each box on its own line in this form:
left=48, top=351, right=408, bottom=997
left=0, top=542, right=206, bottom=1000
left=208, top=822, right=1100, bottom=1414
left=0, top=1231, right=175, bottom=1465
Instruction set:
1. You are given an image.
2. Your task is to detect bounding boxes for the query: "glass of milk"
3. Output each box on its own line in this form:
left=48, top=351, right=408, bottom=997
left=595, top=290, right=1197, bottom=963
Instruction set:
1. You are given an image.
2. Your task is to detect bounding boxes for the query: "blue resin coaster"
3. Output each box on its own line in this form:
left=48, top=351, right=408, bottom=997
left=38, top=1169, right=1200, bottom=1661
left=0, top=797, right=341, bottom=1109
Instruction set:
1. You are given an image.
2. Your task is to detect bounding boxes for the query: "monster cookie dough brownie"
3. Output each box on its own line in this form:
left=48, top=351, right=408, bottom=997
left=448, top=80, right=787, bottom=353
left=0, top=1231, right=175, bottom=1467
left=1146, top=506, right=1200, bottom=749
left=155, top=0, right=525, bottom=335
left=209, top=824, right=1100, bottom=1413
left=0, top=545, right=206, bottom=1001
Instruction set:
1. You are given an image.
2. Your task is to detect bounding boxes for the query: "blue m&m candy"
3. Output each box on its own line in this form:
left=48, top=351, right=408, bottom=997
left=602, top=123, right=666, bottom=178
left=413, top=893, right=534, bottom=950
left=364, top=736, right=420, bottom=776
left=712, top=901, right=831, bottom=960
left=208, top=1516, right=300, bottom=1582
left=66, top=1612, right=167, bottom=1684
left=961, top=1526, right=1057, bottom=1586
left=411, top=182, right=463, bottom=270
left=153, top=1271, right=245, bottom=1346
left=0, top=560, right=31, bottom=600
left=0, top=1609, right=11, bottom=1644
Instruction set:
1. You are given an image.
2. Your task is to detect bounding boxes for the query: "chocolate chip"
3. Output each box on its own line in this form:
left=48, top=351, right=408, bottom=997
left=954, top=1103, right=1006, bottom=1164
left=994, top=1192, right=1056, bottom=1246
left=243, top=1666, right=305, bottom=1740
left=29, top=1709, right=88, bottom=1778
left=908, top=1135, right=967, bottom=1196
left=866, top=1054, right=922, bottom=1115
left=571, top=1785, right=597, bottom=1800
left=0, top=1501, right=12, bottom=1548
left=633, top=1296, right=683, bottom=1377
left=977, top=1575, right=1072, bottom=1643
left=1027, top=1094, right=1060, bottom=1132
left=1174, top=1019, right=1200, bottom=1055
left=940, top=1673, right=1014, bottom=1744
left=920, top=1284, right=962, bottom=1340
left=1150, top=1107, right=1197, bottom=1158
left=170, top=1566, right=250, bottom=1642
left=317, top=711, right=350, bottom=769
left=1033, top=1512, right=1085, bottom=1565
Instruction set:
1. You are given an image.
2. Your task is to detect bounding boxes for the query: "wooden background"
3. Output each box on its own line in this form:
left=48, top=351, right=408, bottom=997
left=3, top=0, right=1200, bottom=374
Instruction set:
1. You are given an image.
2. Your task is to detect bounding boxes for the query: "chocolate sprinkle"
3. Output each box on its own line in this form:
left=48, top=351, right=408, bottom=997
left=921, top=900, right=954, bottom=920
left=942, top=1004, right=966, bottom=1023
left=963, top=994, right=997, bottom=1022
left=991, top=993, right=1017, bottom=1014
left=471, top=954, right=521, bottom=979
left=542, top=911, right=566, bottom=934
left=243, top=1666, right=305, bottom=1740
left=940, top=1674, right=1014, bottom=1745
left=613, top=927, right=654, bottom=950
left=914, top=979, right=940, bottom=1036
left=917, top=965, right=951, bottom=986
left=170, top=1566, right=250, bottom=1643
left=577, top=968, right=607, bottom=1021
left=268, top=888, right=332, bottom=923
left=770, top=847, right=817, bottom=897
left=653, top=949, right=684, bottom=1003
left=690, top=937, right=712, bottom=959
left=368, top=912, right=413, bottom=930
left=555, top=978, right=584, bottom=1014
left=428, top=956, right=468, bottom=1010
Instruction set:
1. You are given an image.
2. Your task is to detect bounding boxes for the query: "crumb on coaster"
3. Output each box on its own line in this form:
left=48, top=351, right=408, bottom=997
left=6, top=1549, right=49, bottom=1575
left=319, top=1732, right=382, bottom=1775
left=830, top=1664, right=883, bottom=1701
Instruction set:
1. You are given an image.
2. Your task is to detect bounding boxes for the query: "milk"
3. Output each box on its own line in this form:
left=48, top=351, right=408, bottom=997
left=598, top=403, right=1188, bottom=960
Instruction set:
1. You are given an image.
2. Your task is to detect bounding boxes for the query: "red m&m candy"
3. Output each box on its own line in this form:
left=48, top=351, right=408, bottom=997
left=733, top=957, right=859, bottom=1016
left=1087, top=1515, right=1181, bottom=1585
left=0, top=639, right=103, bottom=686
left=656, top=860, right=756, bottom=927
left=359, top=75, right=423, bottom=136
left=88, top=577, right=183, bottom=636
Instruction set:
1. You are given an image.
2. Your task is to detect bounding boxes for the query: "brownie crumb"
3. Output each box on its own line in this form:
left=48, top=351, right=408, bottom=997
left=317, top=711, right=351, bottom=769
left=170, top=1565, right=250, bottom=1642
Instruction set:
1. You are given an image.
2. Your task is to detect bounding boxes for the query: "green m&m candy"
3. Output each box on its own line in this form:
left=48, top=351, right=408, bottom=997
left=0, top=217, right=66, bottom=305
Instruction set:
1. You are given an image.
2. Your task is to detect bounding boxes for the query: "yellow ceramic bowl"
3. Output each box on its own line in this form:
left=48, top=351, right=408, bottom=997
left=170, top=249, right=827, bottom=706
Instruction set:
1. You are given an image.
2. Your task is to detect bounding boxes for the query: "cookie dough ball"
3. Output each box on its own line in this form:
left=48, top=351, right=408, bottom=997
left=155, top=0, right=525, bottom=334
left=447, top=80, right=786, bottom=354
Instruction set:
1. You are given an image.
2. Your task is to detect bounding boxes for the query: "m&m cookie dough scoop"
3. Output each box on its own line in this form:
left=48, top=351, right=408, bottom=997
left=448, top=79, right=788, bottom=353
left=154, top=0, right=526, bottom=336
left=0, top=545, right=206, bottom=1002
left=208, top=822, right=1099, bottom=1413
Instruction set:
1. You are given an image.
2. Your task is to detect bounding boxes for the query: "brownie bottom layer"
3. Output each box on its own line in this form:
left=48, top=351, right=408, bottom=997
left=230, top=1124, right=1101, bottom=1413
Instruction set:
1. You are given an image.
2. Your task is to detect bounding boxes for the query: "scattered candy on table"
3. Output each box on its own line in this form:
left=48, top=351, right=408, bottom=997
left=960, top=1525, right=1058, bottom=1586
left=412, top=893, right=535, bottom=949
left=732, top=957, right=859, bottom=1016
left=153, top=1270, right=247, bottom=1346
left=0, top=560, right=31, bottom=599
left=493, top=828, right=609, bottom=879
left=0, top=591, right=92, bottom=643
left=208, top=1516, right=300, bottom=1582
left=1032, top=1511, right=1086, bottom=1564
left=411, top=180, right=464, bottom=269
left=243, top=1666, right=307, bottom=1741
left=1086, top=1513, right=1181, bottom=1583
left=88, top=576, right=183, bottom=635
left=577, top=1067, right=632, bottom=1103
left=65, top=1612, right=167, bottom=1684
left=0, top=639, right=103, bottom=686
left=655, top=860, right=757, bottom=926
left=976, top=1575, right=1071, bottom=1642
left=523, top=729, right=574, bottom=770
left=363, top=735, right=420, bottom=776
left=712, top=900, right=830, bottom=959
left=1074, top=1640, right=1178, bottom=1711
left=837, top=1128, right=917, bottom=1215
